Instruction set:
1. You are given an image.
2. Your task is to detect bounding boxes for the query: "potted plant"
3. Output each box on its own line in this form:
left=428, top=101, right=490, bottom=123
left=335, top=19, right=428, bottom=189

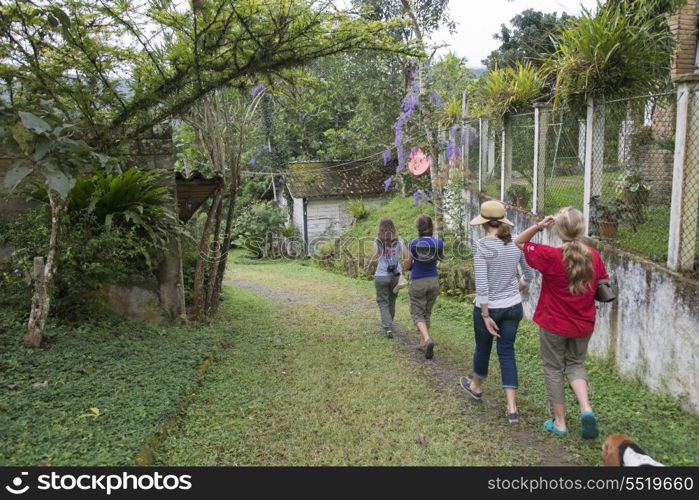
left=506, top=184, right=531, bottom=209
left=617, top=168, right=651, bottom=205
left=589, top=196, right=633, bottom=238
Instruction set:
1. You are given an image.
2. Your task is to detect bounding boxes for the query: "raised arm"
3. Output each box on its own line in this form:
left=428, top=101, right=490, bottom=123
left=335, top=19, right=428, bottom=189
left=514, top=216, right=556, bottom=249
left=519, top=249, right=536, bottom=289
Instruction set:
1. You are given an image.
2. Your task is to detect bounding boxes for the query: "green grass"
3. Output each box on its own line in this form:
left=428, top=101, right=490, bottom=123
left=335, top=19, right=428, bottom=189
left=155, top=262, right=536, bottom=466
left=0, top=310, right=224, bottom=465
left=156, top=260, right=699, bottom=466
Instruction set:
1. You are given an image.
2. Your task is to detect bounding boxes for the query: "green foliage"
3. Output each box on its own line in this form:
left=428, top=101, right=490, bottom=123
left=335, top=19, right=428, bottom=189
left=232, top=202, right=288, bottom=258
left=471, top=63, right=546, bottom=119
left=1, top=101, right=111, bottom=199
left=506, top=184, right=531, bottom=208
left=271, top=53, right=403, bottom=160
left=0, top=310, right=223, bottom=465
left=346, top=199, right=370, bottom=222
left=0, top=207, right=155, bottom=321
left=545, top=2, right=675, bottom=108
left=483, top=9, right=573, bottom=71
left=0, top=0, right=415, bottom=146
left=68, top=167, right=184, bottom=252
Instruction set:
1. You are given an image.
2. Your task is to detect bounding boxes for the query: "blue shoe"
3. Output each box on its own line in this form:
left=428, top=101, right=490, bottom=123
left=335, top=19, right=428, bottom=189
left=580, top=411, right=599, bottom=438
left=543, top=419, right=568, bottom=436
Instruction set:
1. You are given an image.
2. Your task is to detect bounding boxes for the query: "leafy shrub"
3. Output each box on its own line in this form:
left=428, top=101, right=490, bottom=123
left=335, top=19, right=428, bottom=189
left=68, top=167, right=185, bottom=255
left=232, top=202, right=288, bottom=258
left=545, top=3, right=674, bottom=109
left=346, top=199, right=370, bottom=222
left=1, top=206, right=155, bottom=322
left=471, top=63, right=546, bottom=119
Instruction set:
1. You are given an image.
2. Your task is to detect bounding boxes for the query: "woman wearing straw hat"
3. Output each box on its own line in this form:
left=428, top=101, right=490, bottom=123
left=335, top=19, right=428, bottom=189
left=460, top=200, right=534, bottom=424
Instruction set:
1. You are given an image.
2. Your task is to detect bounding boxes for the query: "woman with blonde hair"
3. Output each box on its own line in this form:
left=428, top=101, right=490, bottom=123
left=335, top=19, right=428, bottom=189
left=515, top=207, right=609, bottom=438
left=460, top=201, right=535, bottom=424
left=366, top=217, right=408, bottom=338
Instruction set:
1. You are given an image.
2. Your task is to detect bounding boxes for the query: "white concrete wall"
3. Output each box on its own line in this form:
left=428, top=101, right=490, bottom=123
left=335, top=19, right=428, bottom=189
left=300, top=196, right=386, bottom=254
left=463, top=188, right=699, bottom=414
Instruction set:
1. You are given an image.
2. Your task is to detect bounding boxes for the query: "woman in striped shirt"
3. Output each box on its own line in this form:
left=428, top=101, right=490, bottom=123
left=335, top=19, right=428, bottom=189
left=460, top=200, right=535, bottom=424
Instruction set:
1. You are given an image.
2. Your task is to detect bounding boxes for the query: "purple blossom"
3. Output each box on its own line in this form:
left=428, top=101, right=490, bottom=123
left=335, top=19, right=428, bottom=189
left=413, top=190, right=421, bottom=208
left=382, top=149, right=392, bottom=166
left=248, top=156, right=256, bottom=166
left=251, top=83, right=266, bottom=97
left=422, top=191, right=431, bottom=204
left=397, top=145, right=406, bottom=171
left=446, top=143, right=459, bottom=160
left=384, top=176, right=393, bottom=192
left=450, top=126, right=459, bottom=140
left=402, top=93, right=419, bottom=113
left=429, top=92, right=444, bottom=108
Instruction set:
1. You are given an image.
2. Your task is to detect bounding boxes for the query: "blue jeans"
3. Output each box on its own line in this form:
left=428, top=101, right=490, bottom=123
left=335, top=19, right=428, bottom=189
left=473, top=303, right=524, bottom=389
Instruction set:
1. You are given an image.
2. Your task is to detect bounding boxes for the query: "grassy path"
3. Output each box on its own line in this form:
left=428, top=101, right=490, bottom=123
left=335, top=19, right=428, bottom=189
left=154, top=259, right=699, bottom=466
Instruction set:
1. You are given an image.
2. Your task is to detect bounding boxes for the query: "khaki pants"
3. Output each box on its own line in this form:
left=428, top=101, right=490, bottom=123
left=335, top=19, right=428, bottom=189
left=409, top=277, right=440, bottom=326
left=539, top=327, right=591, bottom=405
left=374, top=275, right=399, bottom=330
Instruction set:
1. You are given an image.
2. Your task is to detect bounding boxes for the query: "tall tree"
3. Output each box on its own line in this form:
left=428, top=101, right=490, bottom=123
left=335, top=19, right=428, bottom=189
left=482, top=9, right=573, bottom=71
left=0, top=0, right=416, bottom=150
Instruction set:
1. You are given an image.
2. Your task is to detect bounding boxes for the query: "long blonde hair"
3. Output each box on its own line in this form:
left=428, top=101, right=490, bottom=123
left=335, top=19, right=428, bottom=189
left=556, top=207, right=593, bottom=295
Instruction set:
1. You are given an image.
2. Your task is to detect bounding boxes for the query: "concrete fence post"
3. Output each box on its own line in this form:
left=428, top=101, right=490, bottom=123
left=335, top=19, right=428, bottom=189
left=668, top=77, right=699, bottom=271
left=479, top=116, right=488, bottom=192
left=578, top=118, right=586, bottom=171
left=583, top=97, right=605, bottom=236
left=533, top=103, right=551, bottom=215
left=462, top=91, right=470, bottom=188
left=501, top=115, right=513, bottom=201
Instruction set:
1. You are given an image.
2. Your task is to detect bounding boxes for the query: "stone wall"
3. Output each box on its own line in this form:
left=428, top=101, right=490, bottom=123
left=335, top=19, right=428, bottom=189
left=0, top=123, right=182, bottom=323
left=463, top=189, right=699, bottom=414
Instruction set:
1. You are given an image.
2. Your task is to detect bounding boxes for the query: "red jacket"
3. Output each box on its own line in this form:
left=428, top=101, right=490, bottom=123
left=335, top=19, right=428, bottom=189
left=523, top=242, right=609, bottom=338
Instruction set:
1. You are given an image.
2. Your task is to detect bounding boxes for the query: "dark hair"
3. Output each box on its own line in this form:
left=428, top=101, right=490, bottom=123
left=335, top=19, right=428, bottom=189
left=486, top=220, right=512, bottom=245
left=377, top=217, right=398, bottom=246
left=416, top=215, right=433, bottom=237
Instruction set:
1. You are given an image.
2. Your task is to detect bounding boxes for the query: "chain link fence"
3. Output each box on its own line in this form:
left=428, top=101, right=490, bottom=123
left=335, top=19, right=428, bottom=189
left=544, top=109, right=585, bottom=214
left=591, top=92, right=678, bottom=262
left=508, top=112, right=535, bottom=210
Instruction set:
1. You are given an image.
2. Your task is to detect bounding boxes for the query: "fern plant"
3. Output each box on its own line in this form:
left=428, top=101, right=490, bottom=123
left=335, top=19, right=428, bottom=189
left=470, top=62, right=546, bottom=120
left=545, top=2, right=674, bottom=109
left=68, top=167, right=185, bottom=250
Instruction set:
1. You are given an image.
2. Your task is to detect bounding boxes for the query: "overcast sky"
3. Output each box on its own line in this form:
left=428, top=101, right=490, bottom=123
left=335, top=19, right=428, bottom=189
left=428, top=0, right=601, bottom=67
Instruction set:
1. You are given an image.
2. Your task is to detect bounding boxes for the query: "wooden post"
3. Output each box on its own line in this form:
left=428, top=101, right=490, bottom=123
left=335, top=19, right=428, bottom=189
left=583, top=97, right=605, bottom=235
left=668, top=77, right=699, bottom=271
left=533, top=103, right=552, bottom=215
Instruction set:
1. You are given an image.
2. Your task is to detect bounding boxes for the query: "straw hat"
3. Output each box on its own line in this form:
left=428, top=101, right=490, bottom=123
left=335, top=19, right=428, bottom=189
left=469, top=200, right=514, bottom=226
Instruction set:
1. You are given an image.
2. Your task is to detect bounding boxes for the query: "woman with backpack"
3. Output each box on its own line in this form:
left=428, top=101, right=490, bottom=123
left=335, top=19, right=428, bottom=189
left=459, top=200, right=535, bottom=424
left=515, top=207, right=609, bottom=438
left=366, top=217, right=408, bottom=338
left=403, top=215, right=444, bottom=359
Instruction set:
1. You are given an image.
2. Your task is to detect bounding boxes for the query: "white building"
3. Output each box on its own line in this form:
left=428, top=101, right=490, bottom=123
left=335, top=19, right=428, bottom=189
left=281, top=160, right=394, bottom=254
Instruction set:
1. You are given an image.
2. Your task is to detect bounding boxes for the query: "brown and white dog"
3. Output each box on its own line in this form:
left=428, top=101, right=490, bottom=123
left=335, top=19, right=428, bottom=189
left=602, top=434, right=664, bottom=466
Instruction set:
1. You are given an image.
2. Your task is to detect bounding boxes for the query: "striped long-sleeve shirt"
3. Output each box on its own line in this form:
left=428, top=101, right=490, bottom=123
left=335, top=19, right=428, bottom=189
left=474, top=236, right=535, bottom=309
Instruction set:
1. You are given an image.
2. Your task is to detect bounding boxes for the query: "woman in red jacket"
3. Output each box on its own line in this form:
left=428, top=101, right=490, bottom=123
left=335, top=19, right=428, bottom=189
left=515, top=207, right=609, bottom=439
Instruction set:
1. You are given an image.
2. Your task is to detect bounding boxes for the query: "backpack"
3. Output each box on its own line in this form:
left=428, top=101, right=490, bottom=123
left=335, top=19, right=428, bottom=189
left=413, top=238, right=440, bottom=264
left=376, top=238, right=401, bottom=268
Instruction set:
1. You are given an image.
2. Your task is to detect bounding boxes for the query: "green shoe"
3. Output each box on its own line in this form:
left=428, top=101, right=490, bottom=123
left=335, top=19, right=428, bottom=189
left=580, top=411, right=599, bottom=438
